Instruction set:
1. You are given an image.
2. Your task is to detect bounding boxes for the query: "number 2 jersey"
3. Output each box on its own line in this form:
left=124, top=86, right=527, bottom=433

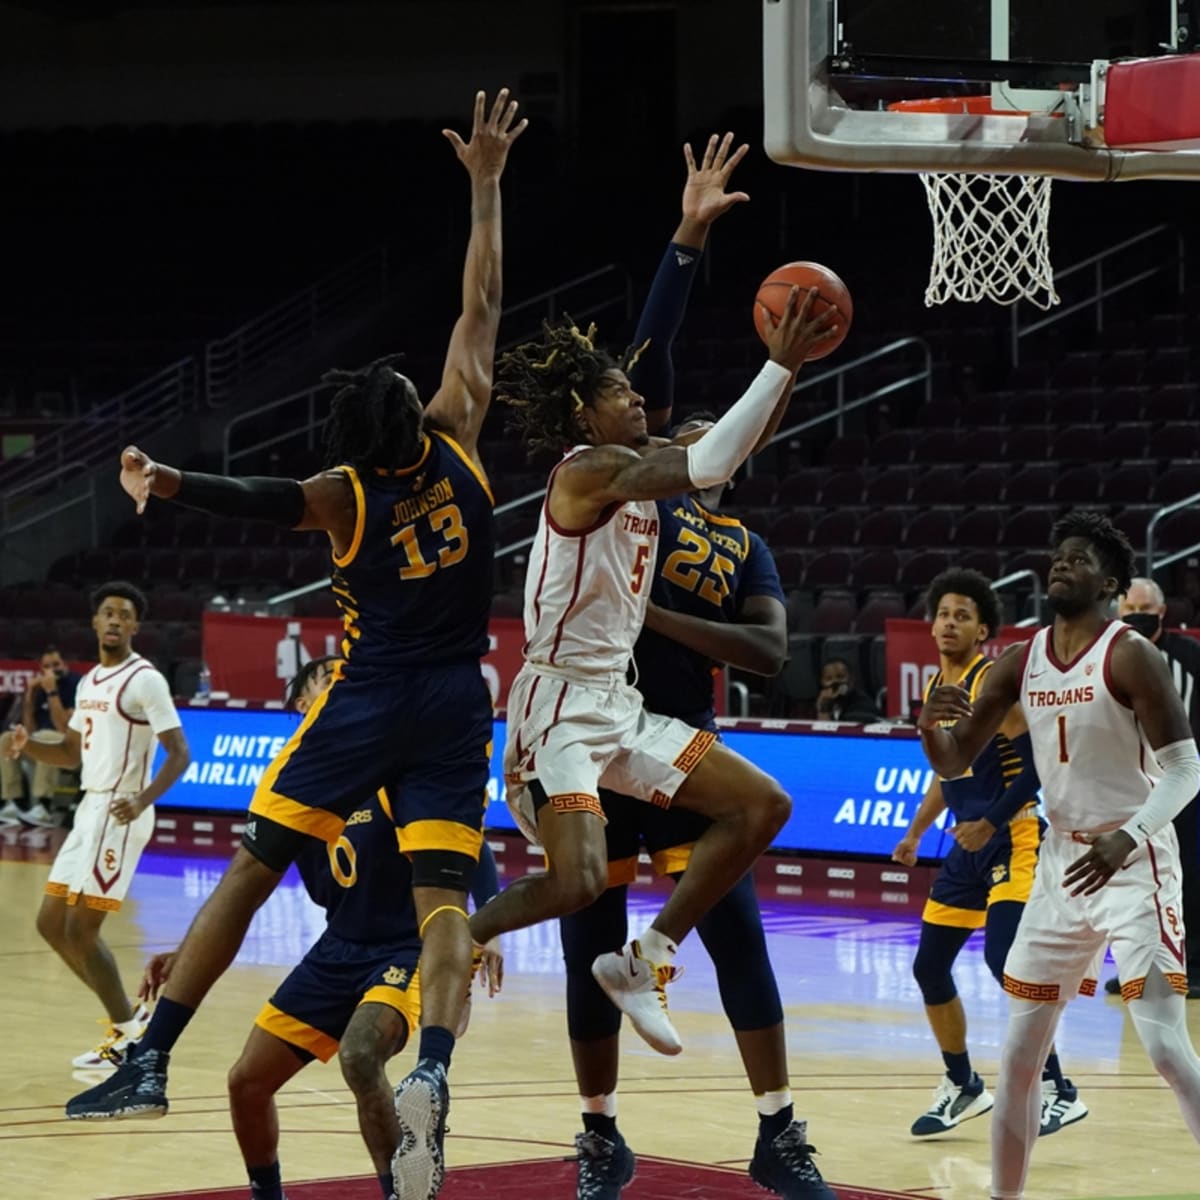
left=295, top=790, right=419, bottom=947
left=331, top=430, right=495, bottom=676
left=634, top=494, right=784, bottom=728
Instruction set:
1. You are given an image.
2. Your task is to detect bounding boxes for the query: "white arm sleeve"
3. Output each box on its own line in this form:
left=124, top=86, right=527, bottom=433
left=1119, top=738, right=1200, bottom=846
left=685, top=360, right=792, bottom=489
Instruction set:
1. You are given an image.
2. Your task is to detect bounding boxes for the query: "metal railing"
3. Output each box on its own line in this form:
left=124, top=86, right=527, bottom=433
left=223, top=386, right=328, bottom=475
left=1147, top=491, right=1200, bottom=578
left=205, top=247, right=390, bottom=407
left=0, top=357, right=196, bottom=494
left=0, top=461, right=96, bottom=544
left=1010, top=224, right=1185, bottom=365
left=993, top=569, right=1044, bottom=627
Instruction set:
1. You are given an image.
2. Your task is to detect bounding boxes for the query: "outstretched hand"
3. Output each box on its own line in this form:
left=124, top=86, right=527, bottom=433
left=760, top=287, right=839, bottom=373
left=1063, top=830, right=1136, bottom=896
left=682, top=132, right=750, bottom=226
left=443, top=88, right=528, bottom=179
left=120, top=445, right=160, bottom=516
left=139, top=951, right=177, bottom=1002
left=477, top=936, right=504, bottom=997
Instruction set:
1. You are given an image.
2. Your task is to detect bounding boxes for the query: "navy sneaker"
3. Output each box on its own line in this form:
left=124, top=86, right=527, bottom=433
left=749, top=1120, right=838, bottom=1199
left=574, top=1130, right=635, bottom=1199
left=910, top=1072, right=993, bottom=1136
left=1038, top=1078, right=1089, bottom=1137
left=392, top=1059, right=449, bottom=1200
left=65, top=1047, right=170, bottom=1120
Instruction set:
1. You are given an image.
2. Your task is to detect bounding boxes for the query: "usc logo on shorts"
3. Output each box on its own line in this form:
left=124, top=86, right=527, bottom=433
left=103, top=849, right=118, bottom=871
left=1166, top=906, right=1182, bottom=938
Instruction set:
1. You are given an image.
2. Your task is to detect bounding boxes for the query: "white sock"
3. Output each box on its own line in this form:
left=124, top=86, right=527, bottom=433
left=581, top=1092, right=617, bottom=1118
left=755, top=1088, right=793, bottom=1117
left=113, top=1017, right=142, bottom=1037
left=636, top=927, right=677, bottom=964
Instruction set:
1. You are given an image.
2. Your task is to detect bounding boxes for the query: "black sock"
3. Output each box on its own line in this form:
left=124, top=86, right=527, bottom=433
left=417, top=1026, right=455, bottom=1071
left=582, top=1112, right=619, bottom=1141
left=1042, top=1052, right=1069, bottom=1094
left=139, top=998, right=195, bottom=1055
left=758, top=1103, right=793, bottom=1141
left=942, top=1049, right=972, bottom=1087
left=247, top=1162, right=283, bottom=1200
left=377, top=1172, right=395, bottom=1199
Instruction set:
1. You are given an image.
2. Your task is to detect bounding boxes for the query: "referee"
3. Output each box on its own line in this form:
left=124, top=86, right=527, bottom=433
left=1105, top=577, right=1200, bottom=998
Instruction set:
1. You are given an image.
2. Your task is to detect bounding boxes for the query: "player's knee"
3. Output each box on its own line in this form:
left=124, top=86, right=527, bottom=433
left=227, top=1056, right=265, bottom=1106
left=35, top=905, right=65, bottom=949
left=912, top=948, right=957, bottom=1007
left=338, top=1036, right=383, bottom=1094
left=62, top=913, right=98, bottom=955
left=551, top=846, right=608, bottom=914
left=748, top=781, right=791, bottom=839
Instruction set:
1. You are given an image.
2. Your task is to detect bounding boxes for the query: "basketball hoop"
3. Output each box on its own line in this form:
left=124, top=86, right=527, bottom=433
left=888, top=97, right=1060, bottom=310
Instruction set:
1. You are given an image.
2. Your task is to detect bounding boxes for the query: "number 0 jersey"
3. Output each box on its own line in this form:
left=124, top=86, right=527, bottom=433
left=294, top=790, right=419, bottom=946
left=331, top=431, right=495, bottom=675
left=522, top=446, right=660, bottom=678
left=634, top=495, right=784, bottom=726
left=1020, top=620, right=1159, bottom=835
left=925, top=654, right=1027, bottom=823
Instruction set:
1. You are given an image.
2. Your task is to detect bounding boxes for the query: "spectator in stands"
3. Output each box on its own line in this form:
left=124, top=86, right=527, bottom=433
left=0, top=646, right=80, bottom=827
left=1105, top=577, right=1200, bottom=998
left=815, top=656, right=879, bottom=723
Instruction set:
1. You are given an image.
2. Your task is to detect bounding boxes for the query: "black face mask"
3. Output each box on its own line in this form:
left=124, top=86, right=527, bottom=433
left=1123, top=612, right=1163, bottom=640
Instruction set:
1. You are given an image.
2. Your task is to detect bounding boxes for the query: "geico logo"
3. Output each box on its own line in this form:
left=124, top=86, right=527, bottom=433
left=881, top=891, right=910, bottom=904
left=775, top=864, right=804, bottom=876
left=881, top=871, right=909, bottom=883
left=826, top=867, right=855, bottom=880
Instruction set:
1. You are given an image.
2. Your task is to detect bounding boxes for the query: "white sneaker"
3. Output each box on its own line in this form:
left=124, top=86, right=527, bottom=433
left=1039, top=1078, right=1088, bottom=1136
left=911, top=1072, right=994, bottom=1136
left=21, top=801, right=57, bottom=828
left=71, top=1003, right=151, bottom=1070
left=0, top=800, right=23, bottom=825
left=591, top=940, right=683, bottom=1056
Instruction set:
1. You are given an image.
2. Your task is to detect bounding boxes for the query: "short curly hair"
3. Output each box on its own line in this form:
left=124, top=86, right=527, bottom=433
left=926, top=568, right=1001, bottom=638
left=496, top=319, right=644, bottom=456
left=1051, top=510, right=1135, bottom=599
left=90, top=580, right=148, bottom=620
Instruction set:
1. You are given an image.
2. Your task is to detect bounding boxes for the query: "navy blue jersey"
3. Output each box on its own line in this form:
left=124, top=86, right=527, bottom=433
left=294, top=791, right=419, bottom=946
left=633, top=495, right=785, bottom=726
left=926, top=655, right=1026, bottom=823
left=331, top=431, right=494, bottom=674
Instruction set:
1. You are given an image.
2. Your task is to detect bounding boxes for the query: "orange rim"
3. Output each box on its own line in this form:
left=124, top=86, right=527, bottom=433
left=887, top=95, right=1047, bottom=117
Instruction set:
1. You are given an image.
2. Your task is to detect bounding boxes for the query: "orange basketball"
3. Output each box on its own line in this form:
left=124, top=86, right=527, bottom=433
left=753, top=261, right=852, bottom=360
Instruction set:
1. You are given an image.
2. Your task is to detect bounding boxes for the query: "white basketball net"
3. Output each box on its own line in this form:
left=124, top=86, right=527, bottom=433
left=919, top=173, right=1059, bottom=310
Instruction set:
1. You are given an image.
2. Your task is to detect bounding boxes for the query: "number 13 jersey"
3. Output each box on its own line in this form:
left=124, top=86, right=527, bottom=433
left=1020, top=620, right=1158, bottom=834
left=332, top=431, right=495, bottom=675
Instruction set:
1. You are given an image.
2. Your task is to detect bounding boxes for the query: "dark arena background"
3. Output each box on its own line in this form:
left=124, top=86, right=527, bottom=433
left=2, top=2, right=1199, bottom=1198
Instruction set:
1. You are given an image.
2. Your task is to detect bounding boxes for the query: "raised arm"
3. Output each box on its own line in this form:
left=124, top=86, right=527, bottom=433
left=633, top=133, right=749, bottom=434
left=917, top=642, right=1025, bottom=778
left=423, top=88, right=527, bottom=460
left=549, top=290, right=835, bottom=529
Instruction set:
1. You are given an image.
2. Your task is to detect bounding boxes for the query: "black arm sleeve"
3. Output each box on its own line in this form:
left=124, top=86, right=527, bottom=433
left=174, top=472, right=307, bottom=527
left=629, top=241, right=703, bottom=419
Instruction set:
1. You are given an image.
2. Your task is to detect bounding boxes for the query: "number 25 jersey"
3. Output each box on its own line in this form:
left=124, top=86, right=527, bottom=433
left=331, top=431, right=495, bottom=674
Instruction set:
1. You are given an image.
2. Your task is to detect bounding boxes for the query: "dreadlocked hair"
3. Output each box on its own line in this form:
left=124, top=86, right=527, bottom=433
left=1051, top=509, right=1135, bottom=598
left=496, top=319, right=645, bottom=456
left=322, top=353, right=423, bottom=471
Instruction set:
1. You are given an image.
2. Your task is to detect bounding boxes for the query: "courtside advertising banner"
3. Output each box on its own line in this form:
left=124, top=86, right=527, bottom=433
left=155, top=708, right=953, bottom=859
left=884, top=619, right=1036, bottom=718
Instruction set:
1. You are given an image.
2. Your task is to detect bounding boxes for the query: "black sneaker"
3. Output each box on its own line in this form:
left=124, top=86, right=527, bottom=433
left=910, top=1072, right=994, bottom=1136
left=575, top=1130, right=635, bottom=1200
left=392, top=1059, right=449, bottom=1200
left=1104, top=976, right=1122, bottom=996
left=65, top=1047, right=169, bottom=1119
left=749, top=1120, right=837, bottom=1199
left=1038, top=1078, right=1089, bottom=1136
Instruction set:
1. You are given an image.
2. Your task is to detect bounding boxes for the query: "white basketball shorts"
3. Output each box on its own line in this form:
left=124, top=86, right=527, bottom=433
left=503, top=666, right=716, bottom=843
left=1003, top=825, right=1190, bottom=1003
left=45, top=791, right=155, bottom=912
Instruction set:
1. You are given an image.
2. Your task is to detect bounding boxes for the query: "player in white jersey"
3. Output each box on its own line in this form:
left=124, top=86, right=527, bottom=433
left=0, top=581, right=189, bottom=1070
left=469, top=249, right=838, bottom=1056
left=918, top=513, right=1200, bottom=1200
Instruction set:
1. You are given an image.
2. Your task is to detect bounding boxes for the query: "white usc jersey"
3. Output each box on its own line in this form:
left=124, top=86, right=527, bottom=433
left=522, top=446, right=660, bottom=677
left=68, top=654, right=181, bottom=794
left=1021, top=621, right=1158, bottom=834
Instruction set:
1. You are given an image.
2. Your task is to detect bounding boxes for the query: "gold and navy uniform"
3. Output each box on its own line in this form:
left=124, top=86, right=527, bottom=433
left=604, top=495, right=785, bottom=885
left=245, top=431, right=495, bottom=870
left=923, top=654, right=1043, bottom=930
left=255, top=792, right=422, bottom=1061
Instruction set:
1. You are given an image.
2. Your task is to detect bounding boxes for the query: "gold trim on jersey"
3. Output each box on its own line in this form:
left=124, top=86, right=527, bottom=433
left=332, top=466, right=367, bottom=568
left=651, top=843, right=695, bottom=877
left=255, top=1001, right=340, bottom=1062
left=359, top=980, right=421, bottom=1039
left=396, top=818, right=483, bottom=860
left=607, top=856, right=639, bottom=888
left=921, top=899, right=987, bottom=930
left=44, top=882, right=69, bottom=899
left=987, top=815, right=1040, bottom=906
left=432, top=430, right=495, bottom=507
left=690, top=499, right=749, bottom=538
left=374, top=436, right=433, bottom=478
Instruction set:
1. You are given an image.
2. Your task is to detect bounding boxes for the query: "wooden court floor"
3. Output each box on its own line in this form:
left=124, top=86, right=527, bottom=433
left=2, top=826, right=1199, bottom=1200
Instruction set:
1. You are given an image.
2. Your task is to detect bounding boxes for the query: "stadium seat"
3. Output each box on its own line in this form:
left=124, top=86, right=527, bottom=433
left=1103, top=350, right=1146, bottom=388
left=1099, top=423, right=1149, bottom=462
left=810, top=590, right=857, bottom=634
left=809, top=509, right=860, bottom=548
left=917, top=428, right=961, bottom=463
left=871, top=431, right=914, bottom=464
left=1048, top=389, right=1099, bottom=425
left=899, top=551, right=950, bottom=591
left=1154, top=463, right=1200, bottom=504
left=817, top=469, right=866, bottom=506
left=1144, top=383, right=1197, bottom=422
left=824, top=435, right=870, bottom=467
left=777, top=470, right=830, bottom=508
left=1050, top=351, right=1100, bottom=389
left=955, top=427, right=1006, bottom=464
left=1050, top=424, right=1103, bottom=463
left=766, top=510, right=813, bottom=548
left=1003, top=465, right=1056, bottom=505
left=910, top=466, right=963, bottom=505
left=1148, top=422, right=1200, bottom=461
left=857, top=509, right=905, bottom=548
left=1143, top=348, right=1192, bottom=386
left=850, top=550, right=901, bottom=591
left=1053, top=465, right=1103, bottom=504
left=146, top=549, right=183, bottom=584
left=1001, top=507, right=1056, bottom=549
left=959, top=548, right=1004, bottom=579
left=803, top=550, right=853, bottom=590
left=1093, top=385, right=1148, bottom=424
left=903, top=508, right=957, bottom=548
left=854, top=589, right=906, bottom=634
left=864, top=467, right=912, bottom=506
left=1005, top=425, right=1053, bottom=463
left=958, top=465, right=1010, bottom=505
left=734, top=474, right=778, bottom=507
left=1158, top=508, right=1200, bottom=551
left=951, top=507, right=1004, bottom=547
left=1004, top=391, right=1052, bottom=426
left=1103, top=461, right=1156, bottom=505
left=772, top=550, right=806, bottom=590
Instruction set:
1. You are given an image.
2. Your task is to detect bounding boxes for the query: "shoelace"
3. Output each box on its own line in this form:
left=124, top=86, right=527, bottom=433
left=651, top=962, right=684, bottom=1012
left=772, top=1125, right=823, bottom=1179
left=576, top=1134, right=621, bottom=1198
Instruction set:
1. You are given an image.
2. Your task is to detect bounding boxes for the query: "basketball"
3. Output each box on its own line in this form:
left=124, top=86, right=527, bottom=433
left=753, top=261, right=853, bottom=360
